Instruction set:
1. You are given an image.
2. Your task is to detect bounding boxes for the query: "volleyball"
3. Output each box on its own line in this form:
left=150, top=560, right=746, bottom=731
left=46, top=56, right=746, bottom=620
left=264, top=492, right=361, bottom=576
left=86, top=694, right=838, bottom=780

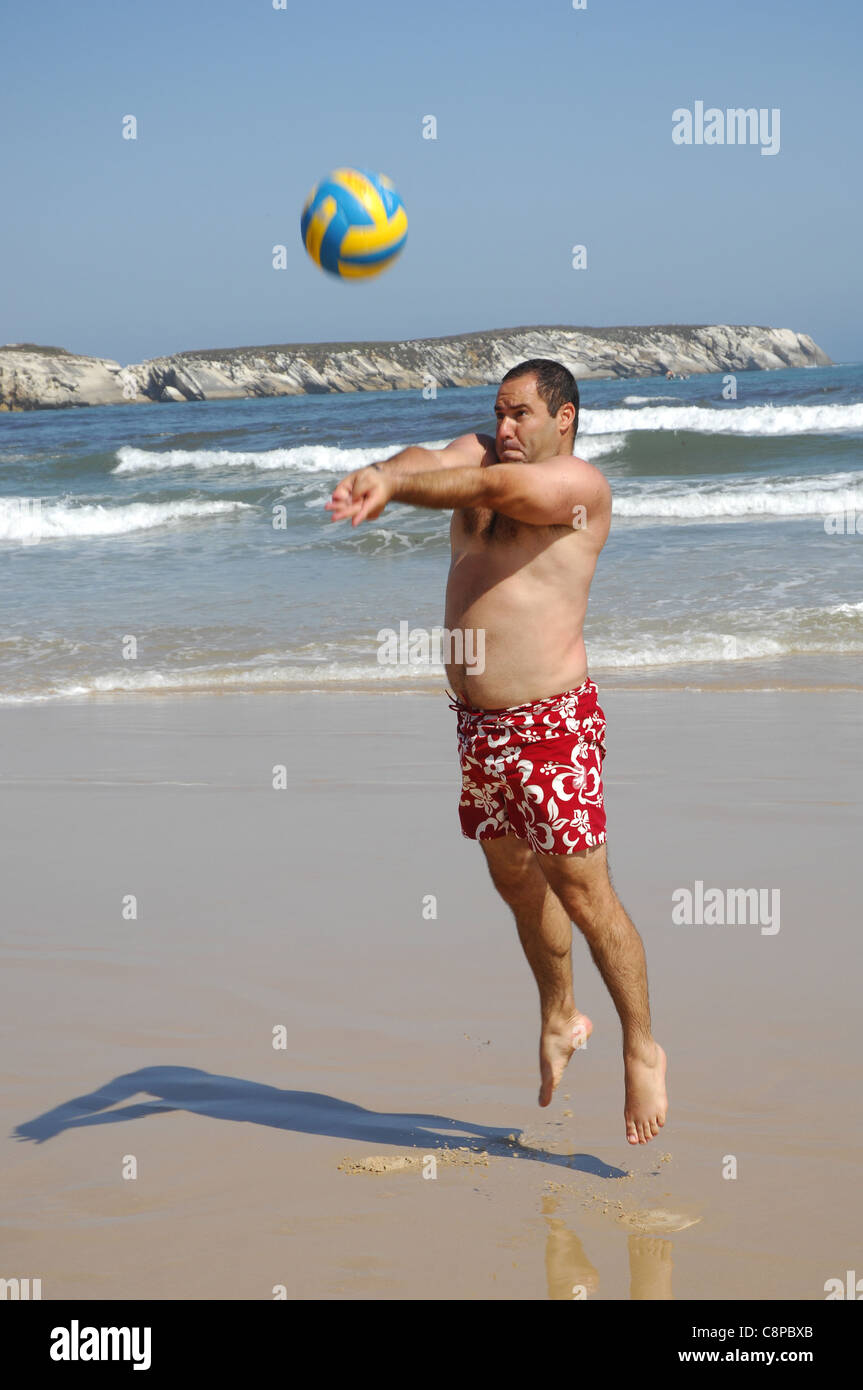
left=300, top=167, right=408, bottom=280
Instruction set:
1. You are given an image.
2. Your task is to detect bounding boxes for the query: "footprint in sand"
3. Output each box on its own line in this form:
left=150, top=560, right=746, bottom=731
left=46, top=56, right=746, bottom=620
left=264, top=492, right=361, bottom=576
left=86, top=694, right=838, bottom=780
left=616, top=1208, right=701, bottom=1234
left=338, top=1150, right=490, bottom=1175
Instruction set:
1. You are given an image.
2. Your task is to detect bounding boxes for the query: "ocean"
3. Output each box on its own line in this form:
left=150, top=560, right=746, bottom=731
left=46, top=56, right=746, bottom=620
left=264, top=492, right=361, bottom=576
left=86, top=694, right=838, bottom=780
left=1, top=362, right=862, bottom=703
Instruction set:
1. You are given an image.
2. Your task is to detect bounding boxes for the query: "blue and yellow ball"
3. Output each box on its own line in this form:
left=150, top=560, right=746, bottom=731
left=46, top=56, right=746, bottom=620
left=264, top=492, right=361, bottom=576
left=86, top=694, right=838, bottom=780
left=300, top=167, right=407, bottom=280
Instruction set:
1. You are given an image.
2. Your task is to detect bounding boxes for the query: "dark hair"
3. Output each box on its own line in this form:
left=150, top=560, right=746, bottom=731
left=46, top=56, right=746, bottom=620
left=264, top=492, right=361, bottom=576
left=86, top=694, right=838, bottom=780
left=500, top=358, right=579, bottom=446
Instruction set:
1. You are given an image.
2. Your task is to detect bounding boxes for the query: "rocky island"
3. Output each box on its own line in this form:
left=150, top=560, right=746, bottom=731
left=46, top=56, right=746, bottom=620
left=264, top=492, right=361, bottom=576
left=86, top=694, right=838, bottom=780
left=0, top=324, right=832, bottom=411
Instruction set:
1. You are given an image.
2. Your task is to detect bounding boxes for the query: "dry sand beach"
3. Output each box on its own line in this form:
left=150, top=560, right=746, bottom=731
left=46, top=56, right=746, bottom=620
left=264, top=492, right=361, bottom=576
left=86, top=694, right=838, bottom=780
left=2, top=687, right=859, bottom=1300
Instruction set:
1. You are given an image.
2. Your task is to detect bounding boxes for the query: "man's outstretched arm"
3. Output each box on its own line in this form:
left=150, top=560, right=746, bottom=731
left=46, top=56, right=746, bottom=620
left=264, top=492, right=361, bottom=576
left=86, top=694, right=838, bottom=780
left=327, top=455, right=609, bottom=527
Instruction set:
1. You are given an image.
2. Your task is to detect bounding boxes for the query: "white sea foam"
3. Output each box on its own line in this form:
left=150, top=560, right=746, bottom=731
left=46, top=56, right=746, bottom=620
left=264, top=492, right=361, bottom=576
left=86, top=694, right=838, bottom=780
left=111, top=400, right=862, bottom=484
left=622, top=395, right=683, bottom=405
left=613, top=471, right=863, bottom=521
left=0, top=496, right=252, bottom=541
left=581, top=401, right=863, bottom=436
left=113, top=432, right=625, bottom=476
left=576, top=434, right=626, bottom=460
left=5, top=600, right=863, bottom=702
left=590, top=631, right=863, bottom=669
left=113, top=443, right=393, bottom=474
left=0, top=660, right=446, bottom=703
left=590, top=634, right=786, bottom=668
left=590, top=600, right=863, bottom=668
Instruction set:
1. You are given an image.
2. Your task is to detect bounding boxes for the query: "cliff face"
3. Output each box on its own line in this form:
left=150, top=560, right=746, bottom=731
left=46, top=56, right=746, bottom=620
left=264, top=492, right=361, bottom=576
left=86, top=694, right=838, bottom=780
left=0, top=325, right=832, bottom=411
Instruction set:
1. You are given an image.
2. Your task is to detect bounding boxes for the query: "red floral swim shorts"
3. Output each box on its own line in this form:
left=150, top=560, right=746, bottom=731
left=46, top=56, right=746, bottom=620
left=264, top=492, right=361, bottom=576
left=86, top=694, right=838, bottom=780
left=448, top=678, right=607, bottom=854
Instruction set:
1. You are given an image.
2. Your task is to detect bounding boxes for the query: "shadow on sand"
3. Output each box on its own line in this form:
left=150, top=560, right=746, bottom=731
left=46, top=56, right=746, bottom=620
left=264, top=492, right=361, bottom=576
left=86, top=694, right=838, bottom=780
left=12, top=1065, right=627, bottom=1178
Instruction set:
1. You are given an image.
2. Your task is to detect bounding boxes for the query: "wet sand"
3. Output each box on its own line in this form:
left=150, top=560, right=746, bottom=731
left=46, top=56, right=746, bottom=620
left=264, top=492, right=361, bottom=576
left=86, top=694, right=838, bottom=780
left=1, top=689, right=860, bottom=1299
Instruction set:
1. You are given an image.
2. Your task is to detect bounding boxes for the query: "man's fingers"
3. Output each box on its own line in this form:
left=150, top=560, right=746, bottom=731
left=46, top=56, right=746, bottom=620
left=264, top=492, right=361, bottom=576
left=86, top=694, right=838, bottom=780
left=352, top=488, right=388, bottom=526
left=327, top=469, right=387, bottom=525
left=329, top=499, right=362, bottom=522
left=328, top=472, right=361, bottom=508
left=327, top=479, right=363, bottom=520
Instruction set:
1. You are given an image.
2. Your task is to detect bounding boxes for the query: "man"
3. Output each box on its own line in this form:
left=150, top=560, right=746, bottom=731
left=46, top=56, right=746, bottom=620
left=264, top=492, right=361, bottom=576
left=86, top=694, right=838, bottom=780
left=326, top=359, right=667, bottom=1146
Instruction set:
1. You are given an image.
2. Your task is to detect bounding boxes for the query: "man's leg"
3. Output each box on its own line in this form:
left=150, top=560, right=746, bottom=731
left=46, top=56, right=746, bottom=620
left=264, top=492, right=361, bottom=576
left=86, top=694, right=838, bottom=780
left=479, top=834, right=593, bottom=1108
left=535, top=843, right=667, bottom=1146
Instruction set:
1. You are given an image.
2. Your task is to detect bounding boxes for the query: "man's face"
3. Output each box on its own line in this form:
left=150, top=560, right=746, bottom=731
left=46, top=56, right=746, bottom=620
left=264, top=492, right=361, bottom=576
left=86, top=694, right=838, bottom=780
left=493, top=374, right=572, bottom=464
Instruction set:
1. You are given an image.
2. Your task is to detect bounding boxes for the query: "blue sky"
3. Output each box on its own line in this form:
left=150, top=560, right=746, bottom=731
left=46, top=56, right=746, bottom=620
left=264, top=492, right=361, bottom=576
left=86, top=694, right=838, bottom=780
left=2, top=0, right=860, bottom=365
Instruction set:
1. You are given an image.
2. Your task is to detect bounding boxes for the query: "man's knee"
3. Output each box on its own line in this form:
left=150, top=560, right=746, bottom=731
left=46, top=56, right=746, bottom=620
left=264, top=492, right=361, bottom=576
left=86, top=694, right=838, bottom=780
left=536, top=846, right=616, bottom=925
left=480, top=835, right=541, bottom=902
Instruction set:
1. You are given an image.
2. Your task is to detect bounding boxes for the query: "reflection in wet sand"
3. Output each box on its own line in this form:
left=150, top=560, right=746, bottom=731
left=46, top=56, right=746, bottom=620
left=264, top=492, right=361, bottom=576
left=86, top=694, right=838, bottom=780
left=542, top=1197, right=678, bottom=1300
left=542, top=1196, right=600, bottom=1300
left=629, top=1235, right=673, bottom=1300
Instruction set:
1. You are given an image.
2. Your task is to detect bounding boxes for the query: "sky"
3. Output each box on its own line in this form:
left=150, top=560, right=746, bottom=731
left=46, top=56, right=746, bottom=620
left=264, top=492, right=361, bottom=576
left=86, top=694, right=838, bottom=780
left=2, top=0, right=861, bottom=366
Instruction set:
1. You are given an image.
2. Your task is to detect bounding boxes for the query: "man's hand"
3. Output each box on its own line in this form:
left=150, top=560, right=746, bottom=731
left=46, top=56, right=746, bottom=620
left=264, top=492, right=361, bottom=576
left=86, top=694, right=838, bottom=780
left=325, top=465, right=393, bottom=526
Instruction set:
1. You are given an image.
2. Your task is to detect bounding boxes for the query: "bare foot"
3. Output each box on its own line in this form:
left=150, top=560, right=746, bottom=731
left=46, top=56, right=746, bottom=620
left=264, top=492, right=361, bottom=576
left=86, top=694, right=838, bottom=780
left=624, top=1041, right=668, bottom=1144
left=538, top=1011, right=593, bottom=1107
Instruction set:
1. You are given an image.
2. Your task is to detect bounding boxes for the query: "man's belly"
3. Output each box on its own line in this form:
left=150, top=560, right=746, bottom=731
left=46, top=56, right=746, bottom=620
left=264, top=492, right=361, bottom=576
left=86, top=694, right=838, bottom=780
left=444, top=568, right=588, bottom=710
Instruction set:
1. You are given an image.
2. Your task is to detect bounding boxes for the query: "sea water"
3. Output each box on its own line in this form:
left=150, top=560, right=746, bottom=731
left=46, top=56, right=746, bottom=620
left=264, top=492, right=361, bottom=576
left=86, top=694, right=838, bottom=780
left=1, top=363, right=861, bottom=702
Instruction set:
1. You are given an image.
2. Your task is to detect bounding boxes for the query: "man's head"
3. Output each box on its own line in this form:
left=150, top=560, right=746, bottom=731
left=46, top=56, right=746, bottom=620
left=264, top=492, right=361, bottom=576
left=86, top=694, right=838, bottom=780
left=494, top=359, right=579, bottom=464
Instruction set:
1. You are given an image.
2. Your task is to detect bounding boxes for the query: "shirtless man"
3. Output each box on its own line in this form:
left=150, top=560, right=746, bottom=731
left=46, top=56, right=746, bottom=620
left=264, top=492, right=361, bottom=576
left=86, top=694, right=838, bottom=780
left=326, top=358, right=667, bottom=1146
